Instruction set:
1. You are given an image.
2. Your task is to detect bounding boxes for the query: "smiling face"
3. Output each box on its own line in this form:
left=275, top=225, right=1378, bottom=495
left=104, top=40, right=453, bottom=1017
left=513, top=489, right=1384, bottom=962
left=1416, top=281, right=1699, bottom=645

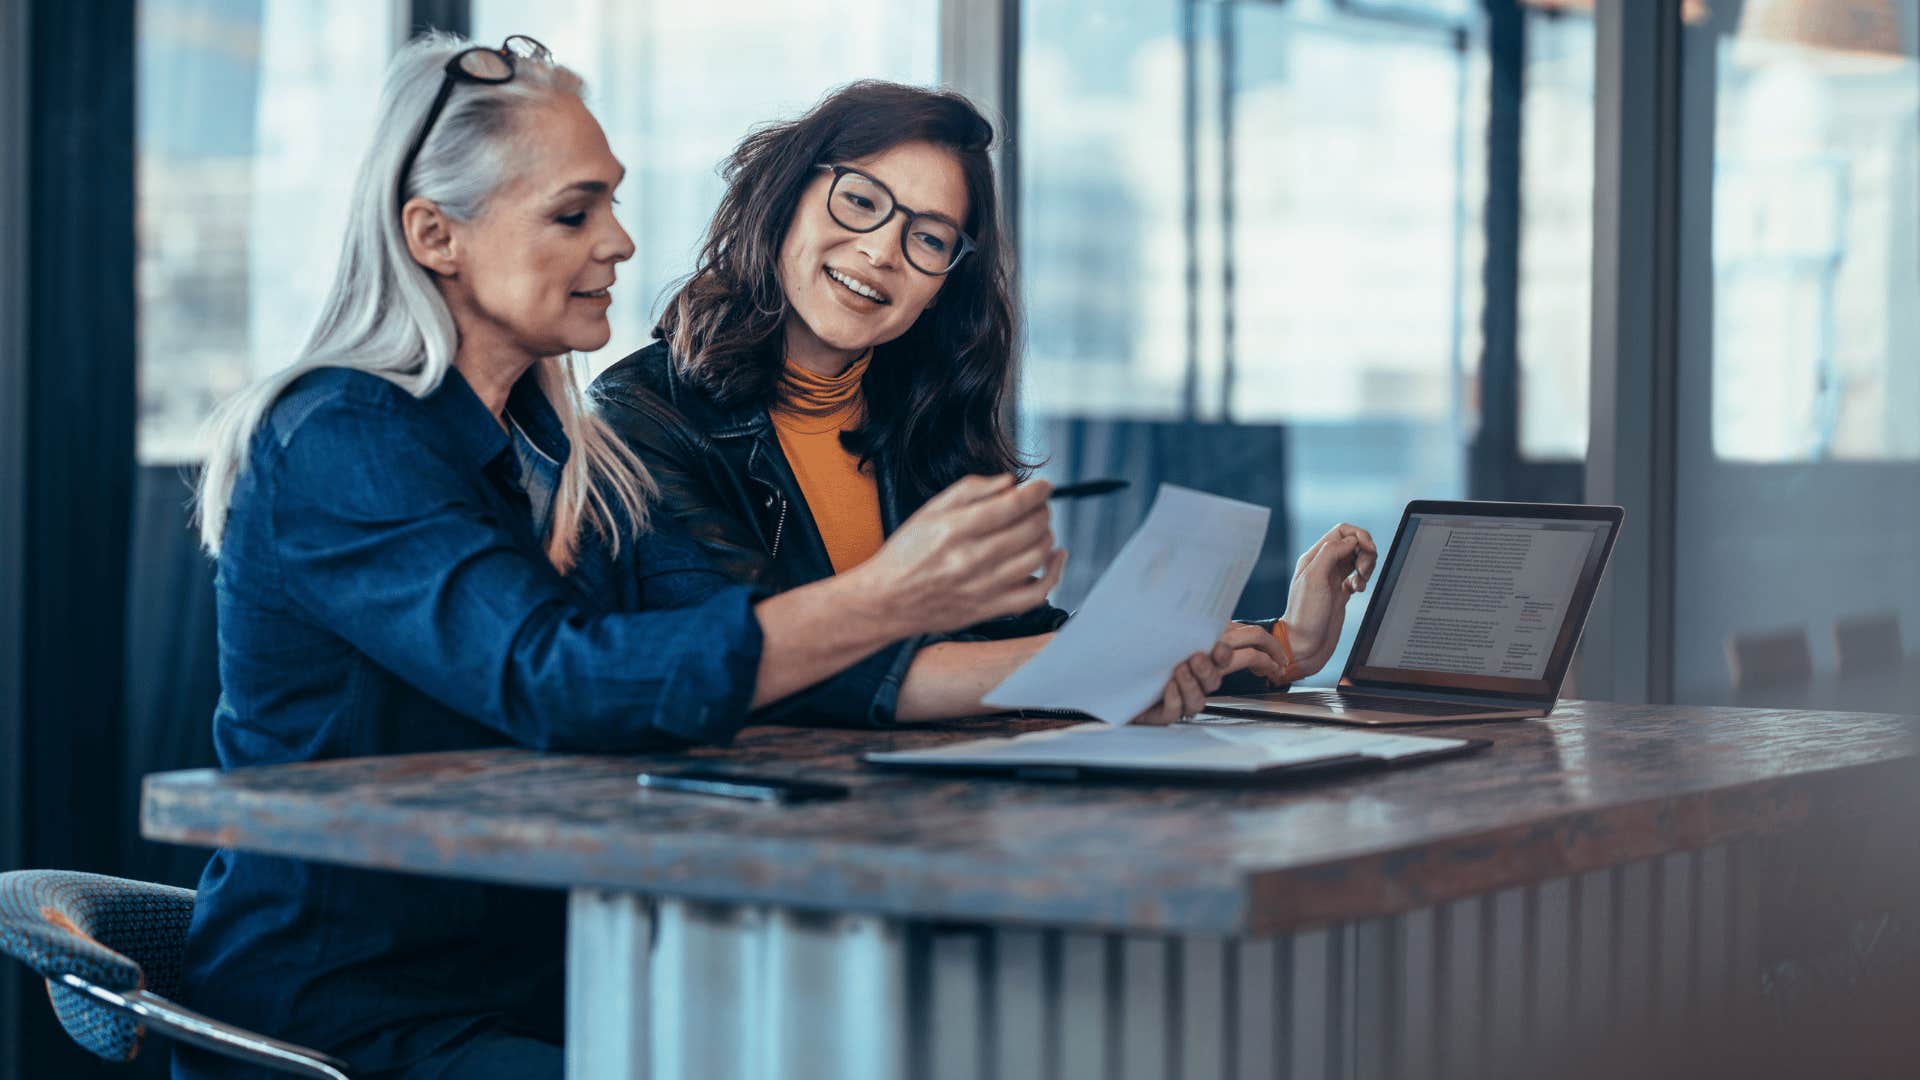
left=776, top=140, right=969, bottom=377
left=434, top=93, right=634, bottom=365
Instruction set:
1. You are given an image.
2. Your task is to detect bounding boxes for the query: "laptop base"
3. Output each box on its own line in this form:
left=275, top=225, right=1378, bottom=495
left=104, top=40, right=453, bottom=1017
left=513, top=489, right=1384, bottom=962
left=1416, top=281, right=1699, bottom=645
left=1206, top=693, right=1546, bottom=727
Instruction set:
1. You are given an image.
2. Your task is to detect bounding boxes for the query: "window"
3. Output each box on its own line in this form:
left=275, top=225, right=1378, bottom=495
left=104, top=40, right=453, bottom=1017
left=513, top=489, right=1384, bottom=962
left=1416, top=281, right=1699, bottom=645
left=1020, top=0, right=1593, bottom=673
left=1710, top=9, right=1920, bottom=462
left=1517, top=10, right=1593, bottom=461
left=472, top=0, right=941, bottom=376
left=136, top=0, right=396, bottom=463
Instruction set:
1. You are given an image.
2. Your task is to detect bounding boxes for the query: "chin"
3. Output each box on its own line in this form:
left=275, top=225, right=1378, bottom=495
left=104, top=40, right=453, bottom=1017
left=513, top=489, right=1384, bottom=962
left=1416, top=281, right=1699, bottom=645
left=563, top=324, right=614, bottom=354
left=800, top=308, right=889, bottom=354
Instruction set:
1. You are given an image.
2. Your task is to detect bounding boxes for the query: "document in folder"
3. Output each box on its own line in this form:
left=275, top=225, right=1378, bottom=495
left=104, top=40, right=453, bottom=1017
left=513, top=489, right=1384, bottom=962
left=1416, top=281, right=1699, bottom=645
left=981, top=484, right=1269, bottom=724
left=864, top=719, right=1481, bottom=779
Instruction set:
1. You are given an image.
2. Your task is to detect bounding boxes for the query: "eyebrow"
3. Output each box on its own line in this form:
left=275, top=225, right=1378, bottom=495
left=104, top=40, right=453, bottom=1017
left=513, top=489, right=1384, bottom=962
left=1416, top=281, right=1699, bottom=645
left=912, top=207, right=966, bottom=231
left=549, top=168, right=626, bottom=201
left=851, top=167, right=965, bottom=231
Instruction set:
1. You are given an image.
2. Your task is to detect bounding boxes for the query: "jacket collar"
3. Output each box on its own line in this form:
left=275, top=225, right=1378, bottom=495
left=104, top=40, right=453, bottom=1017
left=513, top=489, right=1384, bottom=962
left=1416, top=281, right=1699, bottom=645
left=422, top=366, right=510, bottom=467
left=422, top=365, right=571, bottom=467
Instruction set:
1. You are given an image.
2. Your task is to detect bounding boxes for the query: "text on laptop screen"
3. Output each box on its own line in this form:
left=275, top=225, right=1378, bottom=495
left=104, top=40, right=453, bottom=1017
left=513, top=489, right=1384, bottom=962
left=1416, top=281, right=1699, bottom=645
left=1347, top=512, right=1617, bottom=697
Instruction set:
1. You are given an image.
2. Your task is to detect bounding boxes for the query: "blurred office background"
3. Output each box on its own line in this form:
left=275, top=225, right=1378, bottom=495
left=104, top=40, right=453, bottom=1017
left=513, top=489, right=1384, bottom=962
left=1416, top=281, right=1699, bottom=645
left=4, top=1, right=1919, bottom=1075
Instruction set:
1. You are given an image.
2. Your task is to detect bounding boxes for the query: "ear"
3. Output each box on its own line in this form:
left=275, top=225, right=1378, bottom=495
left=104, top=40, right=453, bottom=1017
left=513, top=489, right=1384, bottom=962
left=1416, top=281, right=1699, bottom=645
left=402, top=197, right=459, bottom=278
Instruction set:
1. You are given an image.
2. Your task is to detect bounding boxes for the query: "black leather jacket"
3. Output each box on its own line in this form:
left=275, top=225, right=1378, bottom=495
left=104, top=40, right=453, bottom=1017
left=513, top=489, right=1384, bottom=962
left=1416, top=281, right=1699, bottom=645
left=592, top=340, right=1071, bottom=725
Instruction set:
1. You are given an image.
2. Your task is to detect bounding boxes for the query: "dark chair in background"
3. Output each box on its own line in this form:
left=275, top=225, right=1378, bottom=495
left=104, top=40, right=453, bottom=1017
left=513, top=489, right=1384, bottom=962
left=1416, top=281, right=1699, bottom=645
left=0, top=870, right=349, bottom=1078
left=1727, top=626, right=1815, bottom=696
left=1834, top=611, right=1903, bottom=676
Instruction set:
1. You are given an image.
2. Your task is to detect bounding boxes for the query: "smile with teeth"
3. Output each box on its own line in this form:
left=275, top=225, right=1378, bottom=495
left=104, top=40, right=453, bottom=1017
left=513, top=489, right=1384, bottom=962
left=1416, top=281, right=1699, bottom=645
left=826, top=267, right=889, bottom=304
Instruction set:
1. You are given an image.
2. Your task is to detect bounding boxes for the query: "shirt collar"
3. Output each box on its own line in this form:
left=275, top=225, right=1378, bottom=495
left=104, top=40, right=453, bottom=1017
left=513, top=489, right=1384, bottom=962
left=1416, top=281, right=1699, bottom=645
left=423, top=365, right=572, bottom=470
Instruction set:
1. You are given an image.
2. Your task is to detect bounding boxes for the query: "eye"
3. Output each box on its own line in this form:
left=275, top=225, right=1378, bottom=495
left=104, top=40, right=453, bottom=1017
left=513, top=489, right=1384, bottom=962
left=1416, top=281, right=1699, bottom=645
left=557, top=211, right=587, bottom=227
left=841, top=191, right=878, bottom=212
left=914, top=232, right=949, bottom=254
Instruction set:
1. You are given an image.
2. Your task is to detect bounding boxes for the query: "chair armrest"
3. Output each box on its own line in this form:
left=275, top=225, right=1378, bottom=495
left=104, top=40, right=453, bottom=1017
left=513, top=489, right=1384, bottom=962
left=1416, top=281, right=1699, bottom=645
left=59, top=973, right=352, bottom=1079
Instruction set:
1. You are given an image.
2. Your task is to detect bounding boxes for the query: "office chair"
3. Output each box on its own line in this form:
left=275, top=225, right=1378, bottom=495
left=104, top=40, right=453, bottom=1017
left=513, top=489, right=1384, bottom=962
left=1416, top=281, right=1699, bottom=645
left=0, top=870, right=351, bottom=1078
left=1726, top=626, right=1815, bottom=691
left=1834, top=611, right=1903, bottom=676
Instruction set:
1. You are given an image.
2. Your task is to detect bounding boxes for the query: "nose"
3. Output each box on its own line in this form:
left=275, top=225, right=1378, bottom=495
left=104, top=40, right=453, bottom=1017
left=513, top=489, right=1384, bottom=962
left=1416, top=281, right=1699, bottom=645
left=599, top=212, right=635, bottom=264
left=854, top=213, right=905, bottom=270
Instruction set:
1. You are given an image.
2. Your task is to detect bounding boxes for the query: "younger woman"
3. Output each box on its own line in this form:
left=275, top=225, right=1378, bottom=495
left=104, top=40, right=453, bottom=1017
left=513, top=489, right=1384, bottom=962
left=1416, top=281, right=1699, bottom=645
left=592, top=82, right=1377, bottom=725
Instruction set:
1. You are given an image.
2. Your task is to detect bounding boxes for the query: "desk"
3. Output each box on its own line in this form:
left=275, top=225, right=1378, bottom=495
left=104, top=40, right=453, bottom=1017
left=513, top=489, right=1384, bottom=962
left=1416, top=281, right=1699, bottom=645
left=143, top=702, right=1920, bottom=1079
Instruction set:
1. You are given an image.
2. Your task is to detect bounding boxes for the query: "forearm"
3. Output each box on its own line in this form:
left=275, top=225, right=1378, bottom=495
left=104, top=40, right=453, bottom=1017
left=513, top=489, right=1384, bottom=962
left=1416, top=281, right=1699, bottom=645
left=750, top=570, right=915, bottom=709
left=894, top=634, right=1054, bottom=722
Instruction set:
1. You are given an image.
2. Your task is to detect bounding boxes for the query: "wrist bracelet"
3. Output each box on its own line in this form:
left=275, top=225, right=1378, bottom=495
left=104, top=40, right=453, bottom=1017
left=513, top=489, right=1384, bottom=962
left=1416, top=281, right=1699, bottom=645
left=1270, top=620, right=1297, bottom=683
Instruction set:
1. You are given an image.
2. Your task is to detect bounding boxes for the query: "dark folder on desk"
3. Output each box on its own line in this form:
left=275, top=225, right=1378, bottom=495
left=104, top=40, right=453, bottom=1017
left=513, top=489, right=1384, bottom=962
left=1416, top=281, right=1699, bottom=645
left=864, top=718, right=1486, bottom=782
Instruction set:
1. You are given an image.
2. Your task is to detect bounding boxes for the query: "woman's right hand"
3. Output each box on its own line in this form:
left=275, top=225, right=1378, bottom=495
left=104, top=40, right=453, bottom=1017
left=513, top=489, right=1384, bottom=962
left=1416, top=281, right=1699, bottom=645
left=853, top=474, right=1066, bottom=637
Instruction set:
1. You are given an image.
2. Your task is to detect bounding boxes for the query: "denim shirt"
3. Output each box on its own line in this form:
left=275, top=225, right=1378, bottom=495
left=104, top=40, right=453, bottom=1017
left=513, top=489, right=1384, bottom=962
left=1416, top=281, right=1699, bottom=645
left=177, top=365, right=765, bottom=1077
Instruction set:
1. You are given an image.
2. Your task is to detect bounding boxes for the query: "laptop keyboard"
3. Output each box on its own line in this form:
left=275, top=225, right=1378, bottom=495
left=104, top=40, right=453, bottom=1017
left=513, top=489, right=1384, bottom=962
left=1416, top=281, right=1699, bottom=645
left=1281, top=690, right=1504, bottom=718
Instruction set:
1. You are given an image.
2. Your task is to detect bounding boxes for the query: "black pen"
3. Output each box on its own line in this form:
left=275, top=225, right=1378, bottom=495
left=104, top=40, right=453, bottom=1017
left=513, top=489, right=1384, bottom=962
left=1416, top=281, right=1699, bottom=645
left=1049, top=479, right=1129, bottom=500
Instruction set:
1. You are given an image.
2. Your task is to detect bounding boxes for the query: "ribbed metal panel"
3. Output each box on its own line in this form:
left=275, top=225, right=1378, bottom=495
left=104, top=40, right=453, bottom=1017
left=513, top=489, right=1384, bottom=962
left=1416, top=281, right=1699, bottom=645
left=566, top=843, right=1755, bottom=1079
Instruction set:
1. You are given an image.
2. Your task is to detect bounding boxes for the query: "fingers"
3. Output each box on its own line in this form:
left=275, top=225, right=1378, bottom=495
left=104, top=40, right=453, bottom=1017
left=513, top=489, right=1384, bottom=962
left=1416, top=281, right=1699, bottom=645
left=1172, top=654, right=1210, bottom=716
left=981, top=528, right=1057, bottom=594
left=1222, top=646, right=1285, bottom=682
left=1024, top=547, right=1068, bottom=598
left=1350, top=526, right=1379, bottom=592
left=1133, top=681, right=1179, bottom=726
left=971, top=503, right=1054, bottom=567
left=1188, top=650, right=1225, bottom=695
left=953, top=477, right=1052, bottom=536
left=922, top=473, right=1014, bottom=513
left=1215, top=621, right=1289, bottom=671
left=975, top=545, right=1067, bottom=614
left=1303, top=523, right=1382, bottom=595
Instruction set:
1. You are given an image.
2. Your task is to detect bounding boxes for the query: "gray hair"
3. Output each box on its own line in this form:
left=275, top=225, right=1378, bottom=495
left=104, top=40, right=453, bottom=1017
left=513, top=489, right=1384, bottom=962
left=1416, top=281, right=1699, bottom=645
left=196, top=31, right=654, bottom=571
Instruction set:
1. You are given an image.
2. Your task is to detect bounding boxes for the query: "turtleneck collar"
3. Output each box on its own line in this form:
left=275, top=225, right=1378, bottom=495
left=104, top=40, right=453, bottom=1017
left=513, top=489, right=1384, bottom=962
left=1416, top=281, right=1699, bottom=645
left=774, top=351, right=870, bottom=432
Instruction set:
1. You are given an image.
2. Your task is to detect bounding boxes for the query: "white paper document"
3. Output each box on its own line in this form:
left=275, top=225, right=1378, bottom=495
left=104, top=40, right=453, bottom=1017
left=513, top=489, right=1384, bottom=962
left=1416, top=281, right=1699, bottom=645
left=981, top=484, right=1269, bottom=724
left=864, top=720, right=1469, bottom=775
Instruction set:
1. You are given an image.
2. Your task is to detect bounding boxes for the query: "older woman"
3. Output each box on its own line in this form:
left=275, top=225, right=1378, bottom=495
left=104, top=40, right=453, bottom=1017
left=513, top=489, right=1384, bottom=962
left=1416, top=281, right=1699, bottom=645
left=592, top=82, right=1378, bottom=726
left=175, top=35, right=1126, bottom=1079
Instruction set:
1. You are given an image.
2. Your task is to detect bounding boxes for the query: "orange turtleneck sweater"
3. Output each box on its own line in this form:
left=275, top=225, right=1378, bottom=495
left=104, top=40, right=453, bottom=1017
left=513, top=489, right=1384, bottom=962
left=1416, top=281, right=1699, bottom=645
left=770, top=353, right=885, bottom=573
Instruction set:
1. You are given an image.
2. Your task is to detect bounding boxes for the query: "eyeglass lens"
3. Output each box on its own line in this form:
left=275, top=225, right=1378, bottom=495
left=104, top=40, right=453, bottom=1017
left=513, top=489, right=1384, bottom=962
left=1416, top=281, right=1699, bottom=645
left=457, top=49, right=513, bottom=80
left=829, top=171, right=962, bottom=274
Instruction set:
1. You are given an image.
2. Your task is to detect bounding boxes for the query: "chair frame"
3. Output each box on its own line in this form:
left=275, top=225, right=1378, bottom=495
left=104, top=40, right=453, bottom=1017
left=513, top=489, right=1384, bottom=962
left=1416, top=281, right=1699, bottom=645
left=57, top=971, right=351, bottom=1079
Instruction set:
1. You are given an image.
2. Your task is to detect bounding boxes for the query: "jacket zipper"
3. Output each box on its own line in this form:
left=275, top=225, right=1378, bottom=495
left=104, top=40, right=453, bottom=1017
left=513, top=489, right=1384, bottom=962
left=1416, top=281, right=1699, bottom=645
left=769, top=496, right=788, bottom=560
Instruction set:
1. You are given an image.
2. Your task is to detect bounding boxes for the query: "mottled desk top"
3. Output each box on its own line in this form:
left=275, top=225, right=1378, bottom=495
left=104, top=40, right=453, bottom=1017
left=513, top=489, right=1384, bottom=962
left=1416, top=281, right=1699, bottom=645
left=141, top=702, right=1920, bottom=934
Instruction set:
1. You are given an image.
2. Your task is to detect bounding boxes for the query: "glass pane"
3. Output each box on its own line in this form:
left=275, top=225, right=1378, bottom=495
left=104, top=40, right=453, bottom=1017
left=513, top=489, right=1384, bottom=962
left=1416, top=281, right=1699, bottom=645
left=472, top=0, right=941, bottom=377
left=136, top=0, right=395, bottom=463
left=1674, top=0, right=1920, bottom=711
left=1518, top=9, right=1593, bottom=460
left=1020, top=0, right=1590, bottom=677
left=1710, top=4, right=1920, bottom=462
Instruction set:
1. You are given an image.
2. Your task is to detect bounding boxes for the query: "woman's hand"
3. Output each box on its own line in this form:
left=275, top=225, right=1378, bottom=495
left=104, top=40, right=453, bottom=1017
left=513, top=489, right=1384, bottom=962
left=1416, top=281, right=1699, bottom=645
left=1128, top=640, right=1246, bottom=725
left=1279, top=522, right=1379, bottom=677
left=850, top=474, right=1066, bottom=638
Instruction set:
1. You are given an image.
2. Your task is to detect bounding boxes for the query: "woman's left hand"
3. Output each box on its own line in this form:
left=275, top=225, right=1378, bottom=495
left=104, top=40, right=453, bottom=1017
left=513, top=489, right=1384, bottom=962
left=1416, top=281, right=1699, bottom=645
left=1128, top=634, right=1290, bottom=725
left=1130, top=642, right=1234, bottom=725
left=1279, top=522, right=1379, bottom=678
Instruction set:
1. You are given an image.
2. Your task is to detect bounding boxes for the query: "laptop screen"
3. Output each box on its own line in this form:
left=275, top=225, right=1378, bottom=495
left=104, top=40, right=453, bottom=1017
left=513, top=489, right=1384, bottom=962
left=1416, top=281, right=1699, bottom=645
left=1342, top=503, right=1621, bottom=701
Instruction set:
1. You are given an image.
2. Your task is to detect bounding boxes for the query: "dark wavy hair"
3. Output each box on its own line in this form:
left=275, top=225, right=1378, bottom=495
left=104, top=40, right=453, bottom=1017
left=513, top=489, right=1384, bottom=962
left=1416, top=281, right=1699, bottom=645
left=655, top=80, right=1027, bottom=502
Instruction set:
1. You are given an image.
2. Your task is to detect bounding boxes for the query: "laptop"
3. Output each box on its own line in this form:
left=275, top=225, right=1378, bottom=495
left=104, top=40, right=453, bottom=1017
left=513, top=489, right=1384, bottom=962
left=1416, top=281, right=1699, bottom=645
left=1206, top=500, right=1624, bottom=726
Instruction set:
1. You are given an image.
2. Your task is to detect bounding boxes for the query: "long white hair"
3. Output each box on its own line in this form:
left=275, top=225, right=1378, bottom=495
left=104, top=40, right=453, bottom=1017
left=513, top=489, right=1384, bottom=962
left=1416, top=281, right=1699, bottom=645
left=196, top=32, right=654, bottom=572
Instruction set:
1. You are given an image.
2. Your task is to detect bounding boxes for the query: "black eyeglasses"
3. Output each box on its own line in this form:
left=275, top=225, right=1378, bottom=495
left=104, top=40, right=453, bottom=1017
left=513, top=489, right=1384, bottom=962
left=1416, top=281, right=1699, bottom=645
left=815, top=164, right=976, bottom=276
left=396, top=35, right=551, bottom=210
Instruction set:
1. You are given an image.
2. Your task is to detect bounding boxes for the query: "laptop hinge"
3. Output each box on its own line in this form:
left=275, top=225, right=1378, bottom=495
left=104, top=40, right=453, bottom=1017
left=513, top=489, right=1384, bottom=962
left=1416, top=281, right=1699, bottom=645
left=1335, top=680, right=1553, bottom=711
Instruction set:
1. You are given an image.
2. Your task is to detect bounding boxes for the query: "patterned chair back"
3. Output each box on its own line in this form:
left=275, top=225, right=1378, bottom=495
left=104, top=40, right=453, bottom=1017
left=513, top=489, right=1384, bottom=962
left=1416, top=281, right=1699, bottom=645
left=0, top=869, right=196, bottom=1062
